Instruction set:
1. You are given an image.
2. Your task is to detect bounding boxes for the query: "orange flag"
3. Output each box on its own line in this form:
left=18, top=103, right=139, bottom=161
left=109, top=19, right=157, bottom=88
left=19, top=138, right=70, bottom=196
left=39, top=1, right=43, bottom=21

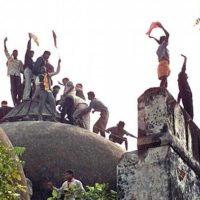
left=146, top=22, right=160, bottom=36
left=52, top=30, right=57, bottom=48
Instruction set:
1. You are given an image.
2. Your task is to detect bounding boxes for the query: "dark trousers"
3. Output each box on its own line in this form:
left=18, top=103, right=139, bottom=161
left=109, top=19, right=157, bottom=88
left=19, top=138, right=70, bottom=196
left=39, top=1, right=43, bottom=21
left=10, top=75, right=22, bottom=106
left=182, top=95, right=193, bottom=119
left=60, top=96, right=74, bottom=124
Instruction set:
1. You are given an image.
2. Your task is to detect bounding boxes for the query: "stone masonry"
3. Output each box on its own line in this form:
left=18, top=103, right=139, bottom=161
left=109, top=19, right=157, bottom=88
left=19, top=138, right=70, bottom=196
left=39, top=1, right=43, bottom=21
left=117, top=87, right=200, bottom=200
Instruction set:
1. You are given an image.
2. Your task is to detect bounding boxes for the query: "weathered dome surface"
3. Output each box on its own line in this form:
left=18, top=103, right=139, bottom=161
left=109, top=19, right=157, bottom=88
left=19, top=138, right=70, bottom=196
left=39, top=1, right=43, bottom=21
left=0, top=99, right=60, bottom=122
left=0, top=128, right=29, bottom=200
left=0, top=121, right=124, bottom=199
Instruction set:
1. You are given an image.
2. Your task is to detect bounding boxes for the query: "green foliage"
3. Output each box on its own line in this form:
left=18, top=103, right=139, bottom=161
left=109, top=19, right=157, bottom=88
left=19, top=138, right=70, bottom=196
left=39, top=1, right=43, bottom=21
left=0, top=144, right=26, bottom=200
left=47, top=183, right=117, bottom=200
left=14, top=147, right=26, bottom=157
left=83, top=183, right=117, bottom=200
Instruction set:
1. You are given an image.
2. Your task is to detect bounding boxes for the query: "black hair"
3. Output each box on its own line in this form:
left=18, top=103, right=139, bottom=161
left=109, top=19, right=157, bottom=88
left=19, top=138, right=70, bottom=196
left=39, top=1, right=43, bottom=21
left=118, top=121, right=125, bottom=127
left=1, top=100, right=8, bottom=105
left=87, top=91, right=95, bottom=98
left=53, top=85, right=61, bottom=90
left=43, top=51, right=51, bottom=56
left=62, top=77, right=69, bottom=82
left=65, top=170, right=74, bottom=176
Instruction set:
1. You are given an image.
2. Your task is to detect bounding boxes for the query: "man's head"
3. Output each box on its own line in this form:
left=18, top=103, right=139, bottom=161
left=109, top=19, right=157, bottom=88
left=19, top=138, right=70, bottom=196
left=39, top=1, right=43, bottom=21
left=117, top=121, right=125, bottom=129
left=53, top=85, right=61, bottom=93
left=1, top=101, right=8, bottom=107
left=43, top=51, right=51, bottom=60
left=87, top=91, right=95, bottom=100
left=12, top=50, right=18, bottom=59
left=64, top=170, right=74, bottom=181
left=62, top=77, right=69, bottom=85
left=75, top=83, right=83, bottom=91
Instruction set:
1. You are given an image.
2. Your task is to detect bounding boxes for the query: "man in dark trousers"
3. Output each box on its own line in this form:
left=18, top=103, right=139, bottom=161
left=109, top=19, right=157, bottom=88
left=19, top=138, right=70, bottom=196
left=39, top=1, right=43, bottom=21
left=23, top=33, right=35, bottom=101
left=4, top=37, right=24, bottom=106
left=106, top=121, right=137, bottom=150
left=177, top=54, right=193, bottom=119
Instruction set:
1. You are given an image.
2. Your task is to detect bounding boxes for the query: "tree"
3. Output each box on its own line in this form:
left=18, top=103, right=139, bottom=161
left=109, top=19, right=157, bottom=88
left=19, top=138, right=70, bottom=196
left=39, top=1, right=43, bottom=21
left=0, top=144, right=26, bottom=200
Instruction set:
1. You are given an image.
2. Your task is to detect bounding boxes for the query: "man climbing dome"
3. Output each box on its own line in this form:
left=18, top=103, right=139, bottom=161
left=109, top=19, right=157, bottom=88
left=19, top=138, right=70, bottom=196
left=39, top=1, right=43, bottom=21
left=77, top=91, right=109, bottom=137
left=106, top=121, right=137, bottom=150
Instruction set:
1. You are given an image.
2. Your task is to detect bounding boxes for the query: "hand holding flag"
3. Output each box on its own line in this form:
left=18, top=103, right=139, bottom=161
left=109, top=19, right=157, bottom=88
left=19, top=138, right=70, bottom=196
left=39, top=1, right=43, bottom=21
left=29, top=32, right=39, bottom=46
left=146, top=21, right=161, bottom=36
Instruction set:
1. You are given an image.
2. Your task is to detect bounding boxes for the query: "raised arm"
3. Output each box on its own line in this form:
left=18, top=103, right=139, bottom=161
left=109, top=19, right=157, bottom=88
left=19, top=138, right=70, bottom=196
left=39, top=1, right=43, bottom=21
left=58, top=81, right=64, bottom=86
left=49, top=59, right=61, bottom=77
left=4, top=37, right=8, bottom=52
left=181, top=54, right=187, bottom=73
left=159, top=23, right=169, bottom=41
left=148, top=35, right=160, bottom=44
left=27, top=33, right=32, bottom=50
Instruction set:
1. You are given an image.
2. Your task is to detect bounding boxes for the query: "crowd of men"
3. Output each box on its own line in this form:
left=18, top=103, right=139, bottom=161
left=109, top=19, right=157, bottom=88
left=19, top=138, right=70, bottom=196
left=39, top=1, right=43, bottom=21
left=2, top=33, right=137, bottom=151
left=1, top=23, right=194, bottom=151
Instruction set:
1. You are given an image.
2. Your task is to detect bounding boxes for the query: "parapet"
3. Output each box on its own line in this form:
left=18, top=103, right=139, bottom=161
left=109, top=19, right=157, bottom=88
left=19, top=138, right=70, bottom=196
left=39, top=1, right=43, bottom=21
left=137, top=87, right=200, bottom=172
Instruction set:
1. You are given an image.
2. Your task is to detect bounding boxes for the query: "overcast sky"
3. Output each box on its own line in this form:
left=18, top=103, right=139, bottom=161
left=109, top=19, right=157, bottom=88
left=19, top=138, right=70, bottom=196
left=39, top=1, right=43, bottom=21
left=0, top=0, right=200, bottom=151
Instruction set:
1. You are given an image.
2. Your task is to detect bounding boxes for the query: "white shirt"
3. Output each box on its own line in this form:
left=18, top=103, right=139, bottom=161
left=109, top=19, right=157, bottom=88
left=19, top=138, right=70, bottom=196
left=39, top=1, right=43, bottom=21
left=5, top=50, right=23, bottom=76
left=58, top=178, right=85, bottom=200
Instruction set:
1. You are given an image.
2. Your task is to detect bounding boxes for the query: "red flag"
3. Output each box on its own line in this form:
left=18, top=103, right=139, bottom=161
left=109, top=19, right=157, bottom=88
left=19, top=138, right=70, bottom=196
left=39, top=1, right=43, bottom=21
left=146, top=21, right=160, bottom=36
left=52, top=30, right=57, bottom=48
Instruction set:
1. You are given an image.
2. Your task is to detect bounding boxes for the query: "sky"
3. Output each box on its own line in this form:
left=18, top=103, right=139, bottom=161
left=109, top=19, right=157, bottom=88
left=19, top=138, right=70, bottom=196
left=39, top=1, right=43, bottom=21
left=0, top=0, right=200, bottom=151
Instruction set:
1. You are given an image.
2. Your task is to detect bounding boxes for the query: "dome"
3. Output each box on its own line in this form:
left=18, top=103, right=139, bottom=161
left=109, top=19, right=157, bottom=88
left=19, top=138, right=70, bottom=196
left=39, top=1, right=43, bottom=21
left=0, top=121, right=125, bottom=199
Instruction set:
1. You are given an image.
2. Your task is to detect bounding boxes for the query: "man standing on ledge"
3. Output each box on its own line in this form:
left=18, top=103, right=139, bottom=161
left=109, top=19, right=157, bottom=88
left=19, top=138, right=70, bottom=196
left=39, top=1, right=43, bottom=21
left=148, top=22, right=170, bottom=88
left=177, top=54, right=193, bottom=119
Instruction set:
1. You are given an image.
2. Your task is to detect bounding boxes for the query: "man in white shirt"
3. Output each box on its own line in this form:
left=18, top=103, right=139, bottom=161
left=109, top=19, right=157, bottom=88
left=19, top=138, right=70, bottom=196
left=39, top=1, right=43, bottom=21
left=4, top=37, right=23, bottom=106
left=53, top=170, right=85, bottom=200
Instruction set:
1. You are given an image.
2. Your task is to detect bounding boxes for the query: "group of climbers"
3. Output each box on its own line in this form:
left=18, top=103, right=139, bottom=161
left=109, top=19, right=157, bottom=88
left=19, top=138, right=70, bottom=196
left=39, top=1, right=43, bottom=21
left=3, top=33, right=136, bottom=151
left=2, top=22, right=194, bottom=151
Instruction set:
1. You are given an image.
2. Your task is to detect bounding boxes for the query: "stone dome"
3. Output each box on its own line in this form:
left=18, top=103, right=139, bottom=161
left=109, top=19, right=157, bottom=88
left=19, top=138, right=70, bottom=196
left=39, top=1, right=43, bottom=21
left=0, top=121, right=125, bottom=199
